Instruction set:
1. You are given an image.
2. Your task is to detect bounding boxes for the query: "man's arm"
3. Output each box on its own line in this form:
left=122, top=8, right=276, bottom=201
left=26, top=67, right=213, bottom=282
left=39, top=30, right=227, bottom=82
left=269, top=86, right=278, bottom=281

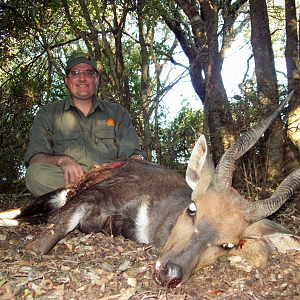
left=25, top=104, right=84, bottom=185
left=115, top=106, right=147, bottom=160
left=29, top=153, right=84, bottom=184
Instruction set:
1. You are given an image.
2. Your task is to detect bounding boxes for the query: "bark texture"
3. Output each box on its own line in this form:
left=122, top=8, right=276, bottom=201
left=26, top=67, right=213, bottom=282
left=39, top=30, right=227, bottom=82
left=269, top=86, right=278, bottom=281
left=285, top=0, right=300, bottom=173
left=249, top=0, right=284, bottom=185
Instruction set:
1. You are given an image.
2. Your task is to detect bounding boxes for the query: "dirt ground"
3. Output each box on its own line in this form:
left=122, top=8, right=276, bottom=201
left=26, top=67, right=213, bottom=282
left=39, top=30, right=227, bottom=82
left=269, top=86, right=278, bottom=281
left=0, top=193, right=300, bottom=300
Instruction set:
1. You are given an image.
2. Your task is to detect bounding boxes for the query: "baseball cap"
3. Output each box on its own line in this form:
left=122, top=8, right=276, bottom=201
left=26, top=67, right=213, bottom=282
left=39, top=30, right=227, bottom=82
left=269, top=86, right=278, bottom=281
left=66, top=52, right=97, bottom=72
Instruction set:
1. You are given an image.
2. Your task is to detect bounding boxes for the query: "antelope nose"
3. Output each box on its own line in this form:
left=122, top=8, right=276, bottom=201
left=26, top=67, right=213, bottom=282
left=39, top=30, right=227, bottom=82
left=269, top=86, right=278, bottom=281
left=154, top=262, right=183, bottom=288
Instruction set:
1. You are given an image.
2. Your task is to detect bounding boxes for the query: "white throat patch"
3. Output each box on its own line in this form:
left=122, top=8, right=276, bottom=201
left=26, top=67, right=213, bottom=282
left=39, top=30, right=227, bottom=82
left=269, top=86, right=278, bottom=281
left=135, top=201, right=149, bottom=244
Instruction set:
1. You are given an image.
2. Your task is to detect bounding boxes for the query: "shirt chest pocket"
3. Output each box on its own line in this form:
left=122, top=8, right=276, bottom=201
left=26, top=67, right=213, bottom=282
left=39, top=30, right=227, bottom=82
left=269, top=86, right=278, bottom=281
left=53, top=131, right=81, bottom=156
left=94, top=127, right=117, bottom=159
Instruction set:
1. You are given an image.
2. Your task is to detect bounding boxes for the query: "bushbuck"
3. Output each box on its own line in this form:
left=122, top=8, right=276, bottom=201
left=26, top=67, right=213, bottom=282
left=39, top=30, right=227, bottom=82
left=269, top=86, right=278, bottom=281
left=1, top=91, right=300, bottom=288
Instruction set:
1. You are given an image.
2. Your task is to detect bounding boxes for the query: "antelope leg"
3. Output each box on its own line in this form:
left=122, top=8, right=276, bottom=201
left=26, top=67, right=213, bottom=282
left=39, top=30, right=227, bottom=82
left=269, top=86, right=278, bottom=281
left=25, top=203, right=87, bottom=254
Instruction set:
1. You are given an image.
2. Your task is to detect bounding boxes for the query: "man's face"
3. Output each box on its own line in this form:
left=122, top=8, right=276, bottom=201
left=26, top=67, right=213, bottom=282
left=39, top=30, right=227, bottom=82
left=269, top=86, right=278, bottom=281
left=64, top=63, right=99, bottom=102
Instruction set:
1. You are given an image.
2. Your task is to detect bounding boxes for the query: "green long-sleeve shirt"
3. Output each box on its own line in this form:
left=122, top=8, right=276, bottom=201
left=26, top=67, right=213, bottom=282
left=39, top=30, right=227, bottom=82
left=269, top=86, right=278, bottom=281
left=24, top=96, right=146, bottom=170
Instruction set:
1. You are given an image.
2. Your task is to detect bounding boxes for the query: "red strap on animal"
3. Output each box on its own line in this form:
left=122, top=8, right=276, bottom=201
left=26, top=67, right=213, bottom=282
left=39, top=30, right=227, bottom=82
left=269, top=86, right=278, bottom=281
left=111, top=162, right=123, bottom=168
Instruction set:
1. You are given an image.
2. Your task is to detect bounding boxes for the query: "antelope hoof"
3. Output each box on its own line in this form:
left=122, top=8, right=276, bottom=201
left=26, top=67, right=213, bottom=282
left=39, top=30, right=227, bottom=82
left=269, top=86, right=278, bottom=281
left=25, top=239, right=51, bottom=255
left=25, top=241, right=42, bottom=254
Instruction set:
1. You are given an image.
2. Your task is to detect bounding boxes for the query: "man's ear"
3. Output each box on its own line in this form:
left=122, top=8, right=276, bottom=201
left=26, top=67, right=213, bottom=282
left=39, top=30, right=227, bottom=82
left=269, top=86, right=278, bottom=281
left=96, top=75, right=99, bottom=86
left=64, top=75, right=68, bottom=86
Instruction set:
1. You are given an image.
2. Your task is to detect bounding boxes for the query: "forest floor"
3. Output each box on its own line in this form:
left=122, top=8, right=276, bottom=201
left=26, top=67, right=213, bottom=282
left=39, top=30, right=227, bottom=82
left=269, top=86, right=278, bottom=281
left=0, top=193, right=300, bottom=300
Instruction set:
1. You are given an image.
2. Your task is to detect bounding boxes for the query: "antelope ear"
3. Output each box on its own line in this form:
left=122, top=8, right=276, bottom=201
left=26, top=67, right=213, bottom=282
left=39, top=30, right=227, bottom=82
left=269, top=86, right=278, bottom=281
left=229, top=219, right=300, bottom=268
left=243, top=219, right=300, bottom=253
left=186, top=135, right=215, bottom=198
left=243, top=219, right=294, bottom=236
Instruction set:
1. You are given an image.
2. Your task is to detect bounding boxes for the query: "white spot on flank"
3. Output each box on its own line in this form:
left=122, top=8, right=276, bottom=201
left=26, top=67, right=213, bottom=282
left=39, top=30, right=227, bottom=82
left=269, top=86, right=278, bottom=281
left=50, top=189, right=69, bottom=208
left=67, top=206, right=87, bottom=232
left=135, top=201, right=149, bottom=244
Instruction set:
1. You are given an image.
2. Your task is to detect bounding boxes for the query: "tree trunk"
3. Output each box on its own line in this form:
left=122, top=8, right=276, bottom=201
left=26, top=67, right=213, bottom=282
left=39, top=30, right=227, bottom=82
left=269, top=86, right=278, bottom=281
left=199, top=0, right=235, bottom=163
left=285, top=0, right=300, bottom=173
left=137, top=0, right=152, bottom=160
left=249, top=0, right=283, bottom=186
left=162, top=0, right=244, bottom=163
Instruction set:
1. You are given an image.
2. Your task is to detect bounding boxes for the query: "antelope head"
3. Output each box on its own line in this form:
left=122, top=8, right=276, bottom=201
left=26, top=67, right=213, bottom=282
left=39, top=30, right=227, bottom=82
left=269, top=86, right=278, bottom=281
left=154, top=91, right=300, bottom=287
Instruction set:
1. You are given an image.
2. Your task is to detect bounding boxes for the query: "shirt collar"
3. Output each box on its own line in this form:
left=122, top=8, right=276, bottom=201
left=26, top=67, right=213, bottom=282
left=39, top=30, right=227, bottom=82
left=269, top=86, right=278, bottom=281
left=64, top=95, right=73, bottom=111
left=93, top=97, right=105, bottom=111
left=64, top=95, right=104, bottom=112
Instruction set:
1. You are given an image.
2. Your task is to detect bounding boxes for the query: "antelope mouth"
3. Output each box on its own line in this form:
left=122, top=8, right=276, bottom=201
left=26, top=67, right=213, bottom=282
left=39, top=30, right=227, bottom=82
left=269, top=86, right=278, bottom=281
left=153, top=261, right=183, bottom=288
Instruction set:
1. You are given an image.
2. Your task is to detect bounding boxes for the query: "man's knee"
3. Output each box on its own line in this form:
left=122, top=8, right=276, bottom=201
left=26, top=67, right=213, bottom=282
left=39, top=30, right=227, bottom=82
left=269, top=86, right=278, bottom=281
left=25, top=163, right=65, bottom=196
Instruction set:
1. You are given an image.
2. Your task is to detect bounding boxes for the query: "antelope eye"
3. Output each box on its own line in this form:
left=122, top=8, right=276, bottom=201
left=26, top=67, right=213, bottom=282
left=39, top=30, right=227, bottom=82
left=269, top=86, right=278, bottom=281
left=222, top=243, right=235, bottom=250
left=187, top=201, right=197, bottom=216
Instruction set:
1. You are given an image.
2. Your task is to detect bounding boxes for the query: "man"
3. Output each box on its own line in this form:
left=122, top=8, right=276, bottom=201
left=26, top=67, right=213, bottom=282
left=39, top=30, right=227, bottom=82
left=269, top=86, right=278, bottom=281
left=24, top=52, right=146, bottom=196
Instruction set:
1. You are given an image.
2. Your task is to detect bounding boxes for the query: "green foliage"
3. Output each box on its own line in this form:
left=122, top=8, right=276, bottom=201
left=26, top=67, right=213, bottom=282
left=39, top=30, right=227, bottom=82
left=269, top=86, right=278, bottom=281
left=0, top=0, right=74, bottom=191
left=0, top=0, right=183, bottom=191
left=0, top=81, right=36, bottom=192
left=160, top=101, right=203, bottom=174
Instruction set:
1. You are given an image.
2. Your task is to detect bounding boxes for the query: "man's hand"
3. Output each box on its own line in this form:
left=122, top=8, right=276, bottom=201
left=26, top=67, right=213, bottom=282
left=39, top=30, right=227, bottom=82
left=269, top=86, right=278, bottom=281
left=58, top=156, right=84, bottom=184
left=130, top=154, right=144, bottom=160
left=28, top=153, right=84, bottom=185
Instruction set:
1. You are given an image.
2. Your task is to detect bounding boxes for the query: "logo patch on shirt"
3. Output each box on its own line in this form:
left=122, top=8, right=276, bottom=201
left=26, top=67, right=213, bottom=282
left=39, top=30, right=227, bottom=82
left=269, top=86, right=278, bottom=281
left=107, top=119, right=114, bottom=126
left=96, top=120, right=107, bottom=126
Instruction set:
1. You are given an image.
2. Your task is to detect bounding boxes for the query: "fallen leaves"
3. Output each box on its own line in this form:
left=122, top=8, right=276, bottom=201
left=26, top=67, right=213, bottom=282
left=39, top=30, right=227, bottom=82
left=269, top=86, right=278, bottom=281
left=0, top=194, right=300, bottom=299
